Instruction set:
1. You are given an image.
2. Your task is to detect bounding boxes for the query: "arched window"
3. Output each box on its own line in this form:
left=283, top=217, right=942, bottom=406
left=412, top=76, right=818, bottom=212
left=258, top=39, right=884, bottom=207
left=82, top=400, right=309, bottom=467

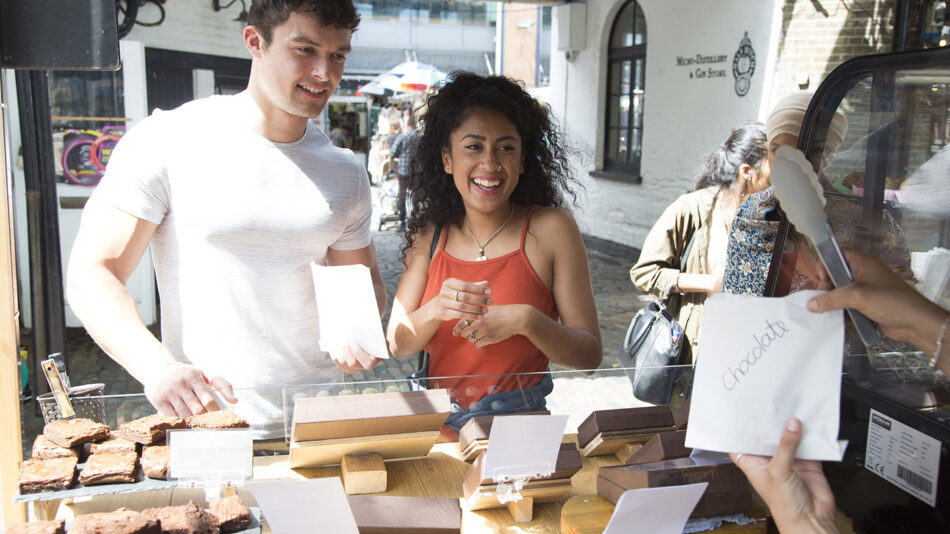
left=604, top=1, right=646, bottom=180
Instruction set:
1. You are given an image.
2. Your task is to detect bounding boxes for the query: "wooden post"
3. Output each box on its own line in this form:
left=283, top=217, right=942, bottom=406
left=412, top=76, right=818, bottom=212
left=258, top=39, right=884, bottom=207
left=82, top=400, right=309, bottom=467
left=0, top=76, right=27, bottom=526
left=505, top=496, right=534, bottom=523
left=340, top=453, right=387, bottom=495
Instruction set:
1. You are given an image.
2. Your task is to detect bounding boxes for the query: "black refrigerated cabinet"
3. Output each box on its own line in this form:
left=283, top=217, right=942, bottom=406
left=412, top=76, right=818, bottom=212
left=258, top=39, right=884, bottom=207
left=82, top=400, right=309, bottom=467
left=764, top=47, right=950, bottom=533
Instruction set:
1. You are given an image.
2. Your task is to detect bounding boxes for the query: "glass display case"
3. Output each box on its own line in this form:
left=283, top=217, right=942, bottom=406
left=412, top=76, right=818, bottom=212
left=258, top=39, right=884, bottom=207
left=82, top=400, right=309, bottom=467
left=765, top=47, right=950, bottom=530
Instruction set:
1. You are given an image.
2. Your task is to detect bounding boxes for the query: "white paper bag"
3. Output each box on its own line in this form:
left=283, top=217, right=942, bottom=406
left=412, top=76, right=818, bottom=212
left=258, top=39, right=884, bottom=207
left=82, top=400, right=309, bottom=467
left=685, top=291, right=846, bottom=461
left=310, top=262, right=389, bottom=361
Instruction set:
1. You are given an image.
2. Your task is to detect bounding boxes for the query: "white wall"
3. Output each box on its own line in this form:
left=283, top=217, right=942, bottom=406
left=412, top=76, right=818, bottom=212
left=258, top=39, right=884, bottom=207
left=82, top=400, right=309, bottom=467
left=551, top=0, right=781, bottom=249
left=123, top=0, right=249, bottom=59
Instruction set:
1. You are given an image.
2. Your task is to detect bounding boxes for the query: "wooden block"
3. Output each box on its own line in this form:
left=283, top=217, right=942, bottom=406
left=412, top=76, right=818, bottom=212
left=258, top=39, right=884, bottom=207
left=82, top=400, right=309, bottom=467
left=341, top=453, right=387, bottom=495
left=506, top=496, right=534, bottom=523
left=577, top=407, right=674, bottom=449
left=560, top=495, right=615, bottom=534
left=462, top=478, right=572, bottom=511
left=621, top=431, right=691, bottom=465
left=580, top=427, right=674, bottom=457
left=462, top=443, right=582, bottom=498
left=347, top=495, right=461, bottom=533
left=289, top=430, right=439, bottom=468
left=673, top=398, right=691, bottom=430
left=613, top=442, right=642, bottom=463
left=292, top=390, right=452, bottom=442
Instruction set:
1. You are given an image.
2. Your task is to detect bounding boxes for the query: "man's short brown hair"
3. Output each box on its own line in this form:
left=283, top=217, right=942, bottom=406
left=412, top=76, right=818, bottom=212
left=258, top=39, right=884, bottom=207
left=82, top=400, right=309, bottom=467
left=247, top=0, right=360, bottom=44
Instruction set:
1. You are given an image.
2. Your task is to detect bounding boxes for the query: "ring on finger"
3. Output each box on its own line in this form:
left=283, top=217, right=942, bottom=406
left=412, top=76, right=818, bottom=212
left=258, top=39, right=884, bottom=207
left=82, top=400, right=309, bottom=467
left=454, top=289, right=460, bottom=301
left=461, top=320, right=470, bottom=327
left=470, top=332, right=477, bottom=341
left=735, top=453, right=744, bottom=465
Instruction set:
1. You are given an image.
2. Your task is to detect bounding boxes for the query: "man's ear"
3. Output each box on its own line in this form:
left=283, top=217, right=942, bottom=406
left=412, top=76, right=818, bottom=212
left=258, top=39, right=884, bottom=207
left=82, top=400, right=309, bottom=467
left=244, top=26, right=265, bottom=58
left=442, top=147, right=453, bottom=174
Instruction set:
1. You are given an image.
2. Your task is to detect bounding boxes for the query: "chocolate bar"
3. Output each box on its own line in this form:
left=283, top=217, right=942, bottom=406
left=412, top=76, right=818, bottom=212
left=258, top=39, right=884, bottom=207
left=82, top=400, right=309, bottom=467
left=462, top=442, right=581, bottom=498
left=577, top=407, right=674, bottom=448
left=621, top=431, right=691, bottom=465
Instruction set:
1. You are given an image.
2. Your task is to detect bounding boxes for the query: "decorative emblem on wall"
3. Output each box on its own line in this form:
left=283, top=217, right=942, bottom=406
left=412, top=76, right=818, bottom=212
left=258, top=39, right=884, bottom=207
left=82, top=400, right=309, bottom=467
left=732, top=32, right=756, bottom=97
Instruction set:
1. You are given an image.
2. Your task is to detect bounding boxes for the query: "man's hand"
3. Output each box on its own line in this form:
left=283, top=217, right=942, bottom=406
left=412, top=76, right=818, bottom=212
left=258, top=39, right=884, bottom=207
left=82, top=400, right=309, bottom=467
left=147, top=364, right=238, bottom=418
left=331, top=343, right=382, bottom=373
left=730, top=418, right=838, bottom=534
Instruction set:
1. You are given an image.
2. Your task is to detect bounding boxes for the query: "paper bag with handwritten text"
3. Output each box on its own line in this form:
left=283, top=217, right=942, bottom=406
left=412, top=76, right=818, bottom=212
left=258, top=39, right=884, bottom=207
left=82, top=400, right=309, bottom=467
left=685, top=291, right=846, bottom=461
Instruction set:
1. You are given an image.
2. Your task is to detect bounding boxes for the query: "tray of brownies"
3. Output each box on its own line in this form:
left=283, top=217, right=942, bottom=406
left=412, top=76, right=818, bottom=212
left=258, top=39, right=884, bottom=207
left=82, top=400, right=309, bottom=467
left=15, top=410, right=249, bottom=503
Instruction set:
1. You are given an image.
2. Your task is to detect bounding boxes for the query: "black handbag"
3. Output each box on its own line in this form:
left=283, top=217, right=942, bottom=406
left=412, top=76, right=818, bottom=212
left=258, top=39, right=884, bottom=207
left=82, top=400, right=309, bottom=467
left=617, top=300, right=685, bottom=405
left=620, top=232, right=696, bottom=405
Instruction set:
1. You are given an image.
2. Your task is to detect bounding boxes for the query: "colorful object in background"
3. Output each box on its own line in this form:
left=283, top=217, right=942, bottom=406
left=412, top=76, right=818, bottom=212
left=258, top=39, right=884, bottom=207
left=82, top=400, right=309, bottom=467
left=59, top=125, right=126, bottom=186
left=357, top=61, right=447, bottom=96
left=18, top=347, right=31, bottom=401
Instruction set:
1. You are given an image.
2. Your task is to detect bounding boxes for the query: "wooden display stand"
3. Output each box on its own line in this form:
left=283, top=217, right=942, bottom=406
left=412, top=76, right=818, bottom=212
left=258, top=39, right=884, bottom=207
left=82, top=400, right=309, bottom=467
left=461, top=442, right=581, bottom=523
left=288, top=389, right=452, bottom=495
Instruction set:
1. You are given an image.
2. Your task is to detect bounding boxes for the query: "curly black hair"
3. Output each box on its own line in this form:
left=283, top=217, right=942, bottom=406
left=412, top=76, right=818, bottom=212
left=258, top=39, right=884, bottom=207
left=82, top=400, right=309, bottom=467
left=403, top=71, right=580, bottom=259
left=247, top=0, right=360, bottom=44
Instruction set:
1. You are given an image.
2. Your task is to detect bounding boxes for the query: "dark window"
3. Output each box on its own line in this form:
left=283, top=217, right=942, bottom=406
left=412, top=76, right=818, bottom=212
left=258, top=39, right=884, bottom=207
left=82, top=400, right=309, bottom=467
left=603, top=1, right=646, bottom=180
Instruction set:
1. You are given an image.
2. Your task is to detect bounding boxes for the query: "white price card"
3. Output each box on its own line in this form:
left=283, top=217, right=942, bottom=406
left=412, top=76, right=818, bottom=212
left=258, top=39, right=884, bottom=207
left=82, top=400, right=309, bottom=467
left=168, top=429, right=253, bottom=481
left=864, top=409, right=940, bottom=507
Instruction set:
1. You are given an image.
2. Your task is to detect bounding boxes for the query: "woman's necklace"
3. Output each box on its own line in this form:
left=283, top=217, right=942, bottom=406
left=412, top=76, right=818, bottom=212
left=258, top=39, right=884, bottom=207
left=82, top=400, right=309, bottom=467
left=464, top=204, right=515, bottom=261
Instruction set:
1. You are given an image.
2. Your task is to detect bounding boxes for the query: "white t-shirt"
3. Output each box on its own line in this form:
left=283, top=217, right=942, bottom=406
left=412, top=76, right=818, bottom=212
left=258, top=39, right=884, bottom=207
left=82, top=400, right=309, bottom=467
left=94, top=94, right=372, bottom=437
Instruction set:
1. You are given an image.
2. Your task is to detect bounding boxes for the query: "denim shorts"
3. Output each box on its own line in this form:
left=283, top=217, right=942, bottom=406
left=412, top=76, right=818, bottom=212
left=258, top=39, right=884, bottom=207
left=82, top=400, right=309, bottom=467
left=443, top=373, right=554, bottom=432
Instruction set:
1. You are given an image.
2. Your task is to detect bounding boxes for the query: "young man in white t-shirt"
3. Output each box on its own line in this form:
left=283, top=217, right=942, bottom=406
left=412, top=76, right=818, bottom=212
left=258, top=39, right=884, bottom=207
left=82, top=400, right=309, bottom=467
left=66, top=0, right=385, bottom=436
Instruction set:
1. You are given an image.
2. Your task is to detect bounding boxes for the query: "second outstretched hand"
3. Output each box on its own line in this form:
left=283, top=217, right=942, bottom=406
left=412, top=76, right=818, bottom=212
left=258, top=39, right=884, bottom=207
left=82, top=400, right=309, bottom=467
left=807, top=250, right=950, bottom=359
left=147, top=363, right=238, bottom=418
left=731, top=418, right=839, bottom=534
left=331, top=342, right=383, bottom=374
left=430, top=278, right=492, bottom=323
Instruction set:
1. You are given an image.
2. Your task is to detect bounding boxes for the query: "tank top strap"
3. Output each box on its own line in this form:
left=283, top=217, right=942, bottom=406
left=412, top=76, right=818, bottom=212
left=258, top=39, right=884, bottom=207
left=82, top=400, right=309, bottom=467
left=520, top=205, right=539, bottom=250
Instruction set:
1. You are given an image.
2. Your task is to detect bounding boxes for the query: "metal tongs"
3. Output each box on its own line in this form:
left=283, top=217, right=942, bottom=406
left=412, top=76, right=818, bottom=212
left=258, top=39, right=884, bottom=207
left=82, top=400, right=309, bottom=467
left=770, top=146, right=881, bottom=350
left=41, top=352, right=75, bottom=418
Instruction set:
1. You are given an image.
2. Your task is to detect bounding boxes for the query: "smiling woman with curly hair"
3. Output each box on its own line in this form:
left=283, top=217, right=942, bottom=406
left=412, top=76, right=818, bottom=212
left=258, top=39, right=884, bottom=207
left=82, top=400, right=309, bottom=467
left=386, top=71, right=602, bottom=435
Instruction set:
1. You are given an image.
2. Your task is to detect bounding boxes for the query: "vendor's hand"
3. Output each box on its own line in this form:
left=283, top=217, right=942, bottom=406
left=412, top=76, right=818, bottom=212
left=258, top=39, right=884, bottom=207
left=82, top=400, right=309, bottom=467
left=332, top=343, right=382, bottom=374
left=731, top=418, right=838, bottom=534
left=148, top=364, right=238, bottom=418
left=807, top=250, right=948, bottom=348
left=431, top=278, right=491, bottom=323
left=455, top=304, right=532, bottom=349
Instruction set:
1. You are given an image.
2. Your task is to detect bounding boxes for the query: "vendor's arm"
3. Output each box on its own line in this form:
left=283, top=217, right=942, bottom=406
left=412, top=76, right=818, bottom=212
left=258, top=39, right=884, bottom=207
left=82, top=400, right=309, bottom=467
left=807, top=250, right=950, bottom=374
left=630, top=198, right=718, bottom=296
left=457, top=210, right=602, bottom=369
left=325, top=242, right=387, bottom=372
left=386, top=225, right=491, bottom=359
left=66, top=196, right=236, bottom=416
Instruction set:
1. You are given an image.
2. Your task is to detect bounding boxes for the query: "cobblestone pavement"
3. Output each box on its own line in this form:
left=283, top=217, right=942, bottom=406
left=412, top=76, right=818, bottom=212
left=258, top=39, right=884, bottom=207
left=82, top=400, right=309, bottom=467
left=19, top=223, right=647, bottom=457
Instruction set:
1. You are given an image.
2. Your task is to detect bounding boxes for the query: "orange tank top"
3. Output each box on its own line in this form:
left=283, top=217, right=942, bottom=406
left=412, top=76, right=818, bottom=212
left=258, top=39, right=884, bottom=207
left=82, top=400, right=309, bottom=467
left=421, top=206, right=558, bottom=409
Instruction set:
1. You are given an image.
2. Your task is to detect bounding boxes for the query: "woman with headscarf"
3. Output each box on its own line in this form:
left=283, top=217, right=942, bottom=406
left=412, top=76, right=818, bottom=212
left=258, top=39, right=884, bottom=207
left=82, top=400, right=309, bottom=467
left=721, top=91, right=910, bottom=296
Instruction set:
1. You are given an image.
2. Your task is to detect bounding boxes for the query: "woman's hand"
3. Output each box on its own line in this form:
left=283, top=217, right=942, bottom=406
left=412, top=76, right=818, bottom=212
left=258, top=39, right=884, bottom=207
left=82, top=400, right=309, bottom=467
left=428, top=278, right=492, bottom=324
left=731, top=418, right=839, bottom=534
left=454, top=304, right=534, bottom=349
left=807, top=250, right=949, bottom=358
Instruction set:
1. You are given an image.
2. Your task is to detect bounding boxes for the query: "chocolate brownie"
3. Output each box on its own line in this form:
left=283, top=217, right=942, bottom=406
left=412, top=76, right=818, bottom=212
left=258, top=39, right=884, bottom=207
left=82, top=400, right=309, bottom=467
left=118, top=414, right=187, bottom=445
left=42, top=418, right=110, bottom=448
left=6, top=519, right=66, bottom=533
left=141, top=445, right=169, bottom=480
left=90, top=435, right=139, bottom=455
left=185, top=410, right=249, bottom=430
left=31, top=435, right=78, bottom=460
left=70, top=509, right=161, bottom=534
left=18, top=457, right=77, bottom=494
left=78, top=452, right=139, bottom=485
left=142, top=500, right=220, bottom=534
left=209, top=495, right=252, bottom=533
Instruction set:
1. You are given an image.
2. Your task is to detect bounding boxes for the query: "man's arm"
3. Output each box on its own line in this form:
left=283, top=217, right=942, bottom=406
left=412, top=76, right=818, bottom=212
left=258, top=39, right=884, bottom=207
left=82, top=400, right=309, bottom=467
left=324, top=241, right=387, bottom=372
left=66, top=196, right=235, bottom=416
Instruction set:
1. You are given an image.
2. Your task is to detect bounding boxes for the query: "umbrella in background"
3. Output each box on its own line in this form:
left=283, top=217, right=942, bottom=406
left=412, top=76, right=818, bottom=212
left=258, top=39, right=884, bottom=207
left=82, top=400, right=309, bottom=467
left=357, top=61, right=447, bottom=96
